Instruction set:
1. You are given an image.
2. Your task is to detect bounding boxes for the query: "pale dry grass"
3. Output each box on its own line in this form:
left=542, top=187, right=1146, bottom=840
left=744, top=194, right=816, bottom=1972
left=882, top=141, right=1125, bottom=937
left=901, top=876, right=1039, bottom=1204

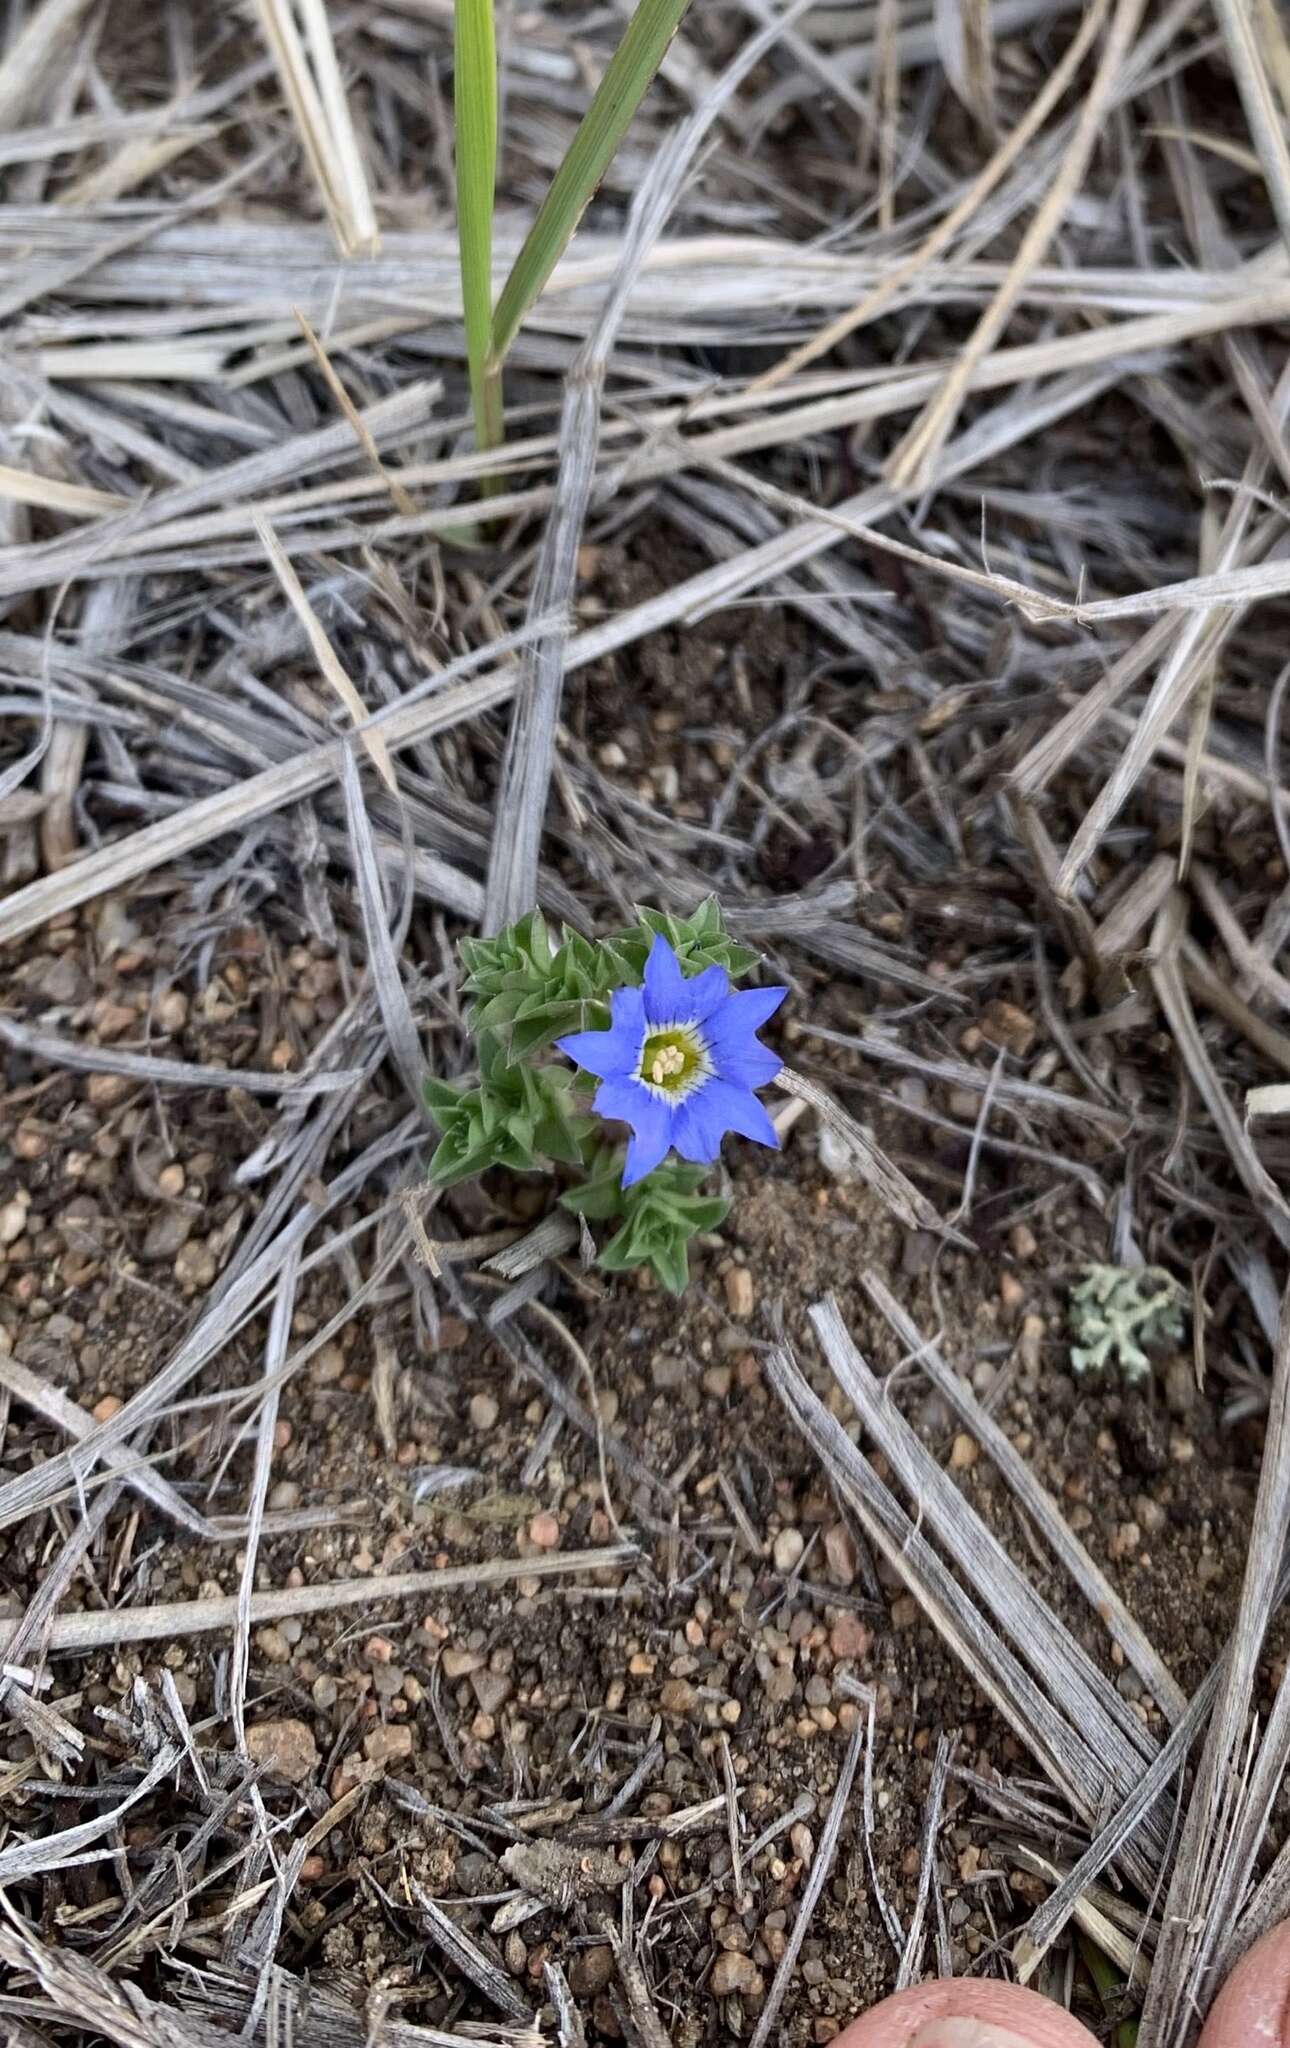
left=2, top=4, right=1290, bottom=2047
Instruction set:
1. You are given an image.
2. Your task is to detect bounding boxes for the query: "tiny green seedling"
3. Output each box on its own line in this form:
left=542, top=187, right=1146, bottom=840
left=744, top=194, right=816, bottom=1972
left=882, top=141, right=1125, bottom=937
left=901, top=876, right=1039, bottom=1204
left=1068, top=1263, right=1186, bottom=1383
left=452, top=0, right=692, bottom=462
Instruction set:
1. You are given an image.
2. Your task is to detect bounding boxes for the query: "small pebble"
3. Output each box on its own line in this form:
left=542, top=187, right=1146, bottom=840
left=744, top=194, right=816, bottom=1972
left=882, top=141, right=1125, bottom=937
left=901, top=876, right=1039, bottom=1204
left=471, top=1669, right=513, bottom=1716
left=152, top=990, right=188, bottom=1033
left=442, top=1646, right=485, bottom=1679
left=1135, top=1494, right=1167, bottom=1535
left=823, top=1522, right=857, bottom=1586
left=711, top=1952, right=764, bottom=1998
left=363, top=1722, right=414, bottom=1765
left=829, top=1613, right=872, bottom=1661
left=651, top=1350, right=686, bottom=1391
left=95, top=1001, right=138, bottom=1041
left=949, top=1432, right=979, bottom=1471
left=0, top=1199, right=27, bottom=1246
left=245, top=1717, right=319, bottom=1785
left=469, top=1392, right=499, bottom=1431
left=142, top=1210, right=193, bottom=1262
left=660, top=1678, right=697, bottom=1713
left=790, top=1822, right=814, bottom=1865
left=570, top=1946, right=614, bottom=1996
left=529, top=1511, right=560, bottom=1549
left=772, top=1527, right=805, bottom=1574
left=980, top=998, right=1037, bottom=1057
left=1018, top=1314, right=1046, bottom=1373
left=87, top=1074, right=132, bottom=1109
left=175, top=1239, right=217, bottom=1289
left=312, top=1343, right=346, bottom=1385
left=255, top=1626, right=292, bottom=1665
left=725, top=1266, right=754, bottom=1318
left=901, top=1230, right=937, bottom=1277
left=455, top=1851, right=501, bottom=1897
left=999, top=1271, right=1025, bottom=1313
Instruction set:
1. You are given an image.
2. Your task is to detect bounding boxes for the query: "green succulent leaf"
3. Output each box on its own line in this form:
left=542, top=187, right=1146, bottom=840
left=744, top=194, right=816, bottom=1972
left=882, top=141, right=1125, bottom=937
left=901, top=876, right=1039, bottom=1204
left=454, top=898, right=752, bottom=1068
left=424, top=1074, right=469, bottom=1116
left=563, top=1156, right=730, bottom=1294
left=459, top=914, right=615, bottom=1063
left=425, top=1033, right=597, bottom=1184
left=559, top=1153, right=630, bottom=1222
left=610, top=899, right=760, bottom=983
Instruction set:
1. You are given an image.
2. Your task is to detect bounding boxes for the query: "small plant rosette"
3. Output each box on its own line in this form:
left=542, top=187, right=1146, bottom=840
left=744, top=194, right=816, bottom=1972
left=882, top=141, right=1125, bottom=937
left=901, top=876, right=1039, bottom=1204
left=426, top=901, right=784, bottom=1293
left=1067, top=1262, right=1186, bottom=1382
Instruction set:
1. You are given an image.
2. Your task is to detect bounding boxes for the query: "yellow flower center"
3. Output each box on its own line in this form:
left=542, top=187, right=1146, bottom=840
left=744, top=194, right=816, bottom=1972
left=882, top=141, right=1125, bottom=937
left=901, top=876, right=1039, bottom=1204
left=639, top=1024, right=708, bottom=1099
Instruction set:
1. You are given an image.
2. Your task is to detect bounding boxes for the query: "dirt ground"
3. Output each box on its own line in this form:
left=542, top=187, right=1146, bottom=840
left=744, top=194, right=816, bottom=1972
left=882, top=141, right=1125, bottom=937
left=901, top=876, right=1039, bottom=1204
left=1, top=549, right=1281, bottom=2043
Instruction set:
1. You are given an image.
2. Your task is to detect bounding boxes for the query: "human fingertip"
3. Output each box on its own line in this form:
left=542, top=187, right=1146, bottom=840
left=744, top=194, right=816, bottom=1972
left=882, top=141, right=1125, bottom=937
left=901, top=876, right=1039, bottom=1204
left=908, top=2020, right=1047, bottom=2047
left=831, top=1979, right=1099, bottom=2048
left=1198, top=1919, right=1290, bottom=2048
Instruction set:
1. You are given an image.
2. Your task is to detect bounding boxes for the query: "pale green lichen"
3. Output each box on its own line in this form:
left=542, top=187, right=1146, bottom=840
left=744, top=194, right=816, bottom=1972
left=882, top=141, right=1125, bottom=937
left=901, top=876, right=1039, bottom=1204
left=1068, top=1263, right=1185, bottom=1383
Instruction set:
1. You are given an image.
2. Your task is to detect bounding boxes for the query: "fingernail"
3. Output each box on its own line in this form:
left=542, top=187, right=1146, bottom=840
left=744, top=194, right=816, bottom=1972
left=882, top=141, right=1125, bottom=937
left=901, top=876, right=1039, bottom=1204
left=910, top=2023, right=1038, bottom=2048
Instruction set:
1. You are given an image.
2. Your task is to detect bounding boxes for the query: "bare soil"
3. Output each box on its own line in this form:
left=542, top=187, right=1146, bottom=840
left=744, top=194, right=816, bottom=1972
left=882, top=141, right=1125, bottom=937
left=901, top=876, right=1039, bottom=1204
left=1, top=560, right=1279, bottom=2042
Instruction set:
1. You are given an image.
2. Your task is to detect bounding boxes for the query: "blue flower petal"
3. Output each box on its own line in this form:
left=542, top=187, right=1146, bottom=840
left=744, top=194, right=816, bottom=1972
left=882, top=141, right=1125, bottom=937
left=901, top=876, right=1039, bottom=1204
left=699, top=986, right=785, bottom=1087
left=593, top=1075, right=656, bottom=1124
left=673, top=1076, right=779, bottom=1163
left=556, top=936, right=786, bottom=1190
left=668, top=1080, right=726, bottom=1165
left=610, top=983, right=647, bottom=1033
left=593, top=1077, right=676, bottom=1184
left=706, top=985, right=788, bottom=1045
left=556, top=985, right=644, bottom=1079
left=710, top=1039, right=782, bottom=1091
left=642, top=933, right=690, bottom=1025
left=590, top=1078, right=674, bottom=1186
left=682, top=962, right=731, bottom=1022
left=556, top=1029, right=620, bottom=1078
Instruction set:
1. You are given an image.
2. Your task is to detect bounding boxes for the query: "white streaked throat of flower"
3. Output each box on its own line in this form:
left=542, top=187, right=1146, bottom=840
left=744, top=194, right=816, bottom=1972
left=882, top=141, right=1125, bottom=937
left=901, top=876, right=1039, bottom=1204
left=639, top=1023, right=710, bottom=1100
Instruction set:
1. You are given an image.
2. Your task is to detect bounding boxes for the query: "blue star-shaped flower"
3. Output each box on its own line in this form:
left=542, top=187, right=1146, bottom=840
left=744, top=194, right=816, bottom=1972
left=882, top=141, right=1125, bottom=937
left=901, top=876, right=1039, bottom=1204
left=556, top=935, right=787, bottom=1186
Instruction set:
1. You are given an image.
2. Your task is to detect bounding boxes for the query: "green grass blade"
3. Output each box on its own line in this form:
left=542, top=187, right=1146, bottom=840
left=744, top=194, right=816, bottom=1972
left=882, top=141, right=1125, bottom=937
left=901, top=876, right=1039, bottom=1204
left=453, top=0, right=503, bottom=452
left=490, top=0, right=691, bottom=365
left=1077, top=1933, right=1139, bottom=2048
